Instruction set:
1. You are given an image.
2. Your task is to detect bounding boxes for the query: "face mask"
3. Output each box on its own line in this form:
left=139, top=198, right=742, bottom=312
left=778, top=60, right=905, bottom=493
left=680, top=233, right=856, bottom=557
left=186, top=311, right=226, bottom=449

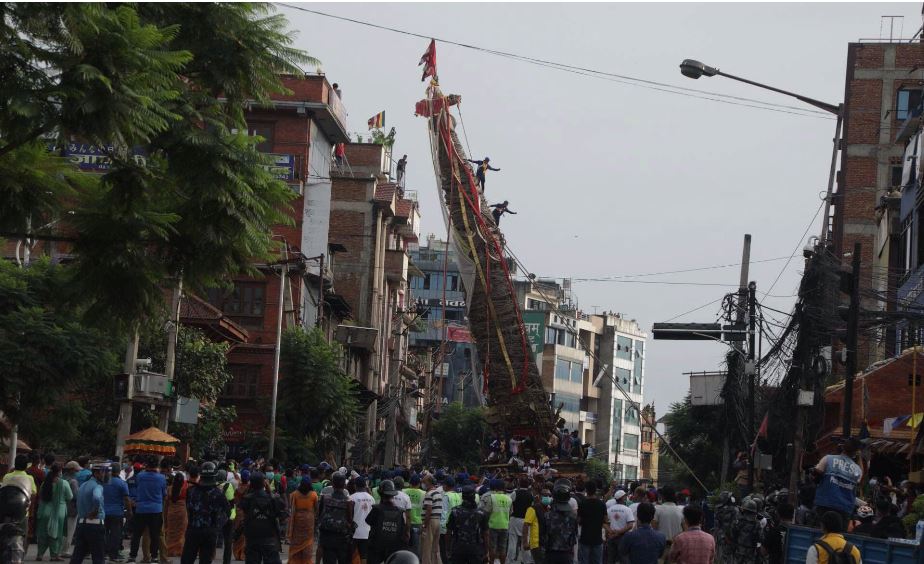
left=541, top=496, right=552, bottom=506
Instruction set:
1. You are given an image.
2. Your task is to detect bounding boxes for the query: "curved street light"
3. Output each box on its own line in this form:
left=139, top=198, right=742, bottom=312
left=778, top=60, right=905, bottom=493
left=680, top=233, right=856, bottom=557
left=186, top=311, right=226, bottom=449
left=679, top=57, right=843, bottom=244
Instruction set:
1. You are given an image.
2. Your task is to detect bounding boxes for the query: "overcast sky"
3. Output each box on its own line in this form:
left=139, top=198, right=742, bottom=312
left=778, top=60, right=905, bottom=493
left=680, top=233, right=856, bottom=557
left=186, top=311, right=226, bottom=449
left=283, top=2, right=921, bottom=413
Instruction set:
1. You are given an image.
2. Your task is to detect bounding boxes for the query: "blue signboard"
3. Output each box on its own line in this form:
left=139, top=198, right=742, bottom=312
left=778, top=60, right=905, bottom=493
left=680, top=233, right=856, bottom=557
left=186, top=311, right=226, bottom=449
left=47, top=142, right=147, bottom=171
left=265, top=153, right=296, bottom=181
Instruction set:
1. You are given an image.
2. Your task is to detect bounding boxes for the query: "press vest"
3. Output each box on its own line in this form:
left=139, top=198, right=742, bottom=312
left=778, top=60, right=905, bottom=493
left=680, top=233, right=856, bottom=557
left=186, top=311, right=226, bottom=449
left=813, top=455, right=861, bottom=513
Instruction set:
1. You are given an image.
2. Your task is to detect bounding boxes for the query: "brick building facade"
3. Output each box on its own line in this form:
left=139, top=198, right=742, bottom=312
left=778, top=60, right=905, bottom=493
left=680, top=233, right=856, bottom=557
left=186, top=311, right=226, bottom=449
left=833, top=42, right=924, bottom=365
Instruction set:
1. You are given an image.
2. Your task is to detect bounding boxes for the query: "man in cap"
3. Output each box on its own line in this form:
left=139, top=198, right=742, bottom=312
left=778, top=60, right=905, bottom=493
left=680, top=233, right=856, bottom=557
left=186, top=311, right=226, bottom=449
left=605, top=489, right=635, bottom=562
left=350, top=477, right=375, bottom=564
left=446, top=485, right=489, bottom=564
left=466, top=157, right=501, bottom=192
left=404, top=475, right=425, bottom=555
left=365, top=480, right=408, bottom=564
left=318, top=472, right=355, bottom=564
left=69, top=462, right=111, bottom=564
left=812, top=437, right=864, bottom=524
left=181, top=462, right=230, bottom=564
left=103, top=462, right=132, bottom=562
left=421, top=475, right=445, bottom=564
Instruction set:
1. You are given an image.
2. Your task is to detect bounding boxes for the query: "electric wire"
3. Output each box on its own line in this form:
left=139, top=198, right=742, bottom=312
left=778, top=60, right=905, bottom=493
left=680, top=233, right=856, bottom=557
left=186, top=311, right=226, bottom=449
left=277, top=3, right=835, bottom=120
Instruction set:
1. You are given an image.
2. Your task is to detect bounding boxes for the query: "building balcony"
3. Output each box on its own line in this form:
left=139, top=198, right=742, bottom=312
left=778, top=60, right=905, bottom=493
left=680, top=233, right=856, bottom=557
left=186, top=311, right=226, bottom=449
left=262, top=75, right=349, bottom=144
left=385, top=249, right=409, bottom=282
left=394, top=199, right=421, bottom=242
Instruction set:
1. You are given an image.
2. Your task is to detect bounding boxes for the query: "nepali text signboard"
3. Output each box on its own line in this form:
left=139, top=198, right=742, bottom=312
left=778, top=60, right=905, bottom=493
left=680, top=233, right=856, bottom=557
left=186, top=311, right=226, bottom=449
left=48, top=142, right=147, bottom=171
left=523, top=311, right=546, bottom=371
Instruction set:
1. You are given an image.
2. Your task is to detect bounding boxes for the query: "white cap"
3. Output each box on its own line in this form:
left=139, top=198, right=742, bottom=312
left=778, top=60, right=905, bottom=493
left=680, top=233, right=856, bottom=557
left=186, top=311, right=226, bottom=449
left=613, top=490, right=627, bottom=500
left=338, top=467, right=347, bottom=475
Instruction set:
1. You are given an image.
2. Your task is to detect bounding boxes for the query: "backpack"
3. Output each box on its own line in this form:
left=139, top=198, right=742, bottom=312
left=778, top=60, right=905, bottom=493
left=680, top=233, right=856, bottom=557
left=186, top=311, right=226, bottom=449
left=450, top=506, right=485, bottom=546
left=377, top=504, right=405, bottom=544
left=319, top=492, right=355, bottom=536
left=544, top=508, right=576, bottom=552
left=814, top=540, right=858, bottom=564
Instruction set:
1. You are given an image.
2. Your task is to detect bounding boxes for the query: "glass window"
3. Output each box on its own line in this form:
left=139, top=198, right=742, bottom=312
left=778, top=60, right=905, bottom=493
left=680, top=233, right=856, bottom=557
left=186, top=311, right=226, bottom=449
left=555, top=392, right=581, bottom=430
left=570, top=361, right=583, bottom=383
left=897, top=89, right=923, bottom=121
left=545, top=327, right=558, bottom=345
left=624, top=465, right=638, bottom=480
left=617, top=336, right=632, bottom=360
left=634, top=340, right=644, bottom=389
left=225, top=364, right=260, bottom=398
left=611, top=399, right=623, bottom=450
left=623, top=433, right=639, bottom=452
left=615, top=367, right=631, bottom=391
left=247, top=122, right=274, bottom=153
left=555, top=359, right=571, bottom=381
left=625, top=405, right=639, bottom=425
left=208, top=282, right=265, bottom=317
left=423, top=274, right=431, bottom=290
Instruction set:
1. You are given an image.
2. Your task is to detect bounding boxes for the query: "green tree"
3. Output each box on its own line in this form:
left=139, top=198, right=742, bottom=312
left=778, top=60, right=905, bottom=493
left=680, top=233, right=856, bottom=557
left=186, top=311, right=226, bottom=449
left=136, top=322, right=235, bottom=458
left=1, top=3, right=317, bottom=330
left=431, top=402, right=487, bottom=470
left=278, top=327, right=360, bottom=462
left=659, top=393, right=726, bottom=490
left=0, top=258, right=120, bottom=451
left=584, top=458, right=613, bottom=485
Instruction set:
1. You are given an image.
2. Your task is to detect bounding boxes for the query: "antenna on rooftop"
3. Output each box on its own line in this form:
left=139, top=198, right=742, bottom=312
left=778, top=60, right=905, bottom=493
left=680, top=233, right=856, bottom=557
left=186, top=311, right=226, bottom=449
left=880, top=15, right=905, bottom=42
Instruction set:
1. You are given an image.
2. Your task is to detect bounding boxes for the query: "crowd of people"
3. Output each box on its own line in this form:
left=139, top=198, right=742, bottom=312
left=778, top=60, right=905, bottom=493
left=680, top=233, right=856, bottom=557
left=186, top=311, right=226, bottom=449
left=3, top=436, right=922, bottom=564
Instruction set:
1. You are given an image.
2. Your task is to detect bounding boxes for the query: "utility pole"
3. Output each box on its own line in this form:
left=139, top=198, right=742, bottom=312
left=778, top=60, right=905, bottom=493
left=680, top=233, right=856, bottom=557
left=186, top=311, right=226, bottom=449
left=160, top=278, right=183, bottom=432
left=842, top=242, right=861, bottom=439
left=115, top=331, right=139, bottom=459
left=721, top=234, right=751, bottom=486
left=268, top=260, right=287, bottom=460
left=747, top=281, right=757, bottom=490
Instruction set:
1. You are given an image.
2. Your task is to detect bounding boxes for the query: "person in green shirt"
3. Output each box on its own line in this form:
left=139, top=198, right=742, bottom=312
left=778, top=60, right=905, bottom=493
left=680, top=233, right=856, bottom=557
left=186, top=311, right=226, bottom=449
left=479, top=479, right=512, bottom=564
left=405, top=474, right=426, bottom=555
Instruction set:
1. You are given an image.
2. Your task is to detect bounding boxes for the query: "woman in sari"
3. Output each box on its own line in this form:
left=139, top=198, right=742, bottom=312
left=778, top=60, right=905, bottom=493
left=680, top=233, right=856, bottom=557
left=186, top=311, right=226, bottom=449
left=232, top=470, right=251, bottom=561
left=164, top=471, right=188, bottom=557
left=287, top=476, right=318, bottom=564
left=36, top=464, right=72, bottom=561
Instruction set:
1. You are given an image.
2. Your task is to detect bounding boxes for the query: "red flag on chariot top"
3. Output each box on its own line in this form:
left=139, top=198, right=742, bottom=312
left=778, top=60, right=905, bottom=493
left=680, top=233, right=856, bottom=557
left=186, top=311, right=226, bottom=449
left=419, top=39, right=437, bottom=82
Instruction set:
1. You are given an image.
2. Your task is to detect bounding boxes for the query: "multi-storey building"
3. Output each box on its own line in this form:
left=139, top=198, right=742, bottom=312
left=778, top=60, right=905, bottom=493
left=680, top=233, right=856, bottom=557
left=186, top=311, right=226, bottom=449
left=893, top=84, right=924, bottom=345
left=185, top=73, right=351, bottom=455
left=595, top=314, right=648, bottom=481
left=515, top=279, right=606, bottom=460
left=832, top=41, right=924, bottom=362
left=328, top=141, right=421, bottom=466
left=408, top=235, right=483, bottom=408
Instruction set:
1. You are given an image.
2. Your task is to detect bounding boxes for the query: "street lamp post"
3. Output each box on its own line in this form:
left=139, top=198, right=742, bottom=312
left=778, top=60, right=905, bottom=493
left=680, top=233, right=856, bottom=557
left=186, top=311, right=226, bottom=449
left=679, top=59, right=843, bottom=242
left=680, top=58, right=844, bottom=501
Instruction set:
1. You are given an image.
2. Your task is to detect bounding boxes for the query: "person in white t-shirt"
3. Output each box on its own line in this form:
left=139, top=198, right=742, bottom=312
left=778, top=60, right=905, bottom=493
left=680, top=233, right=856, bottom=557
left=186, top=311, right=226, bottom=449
left=350, top=477, right=375, bottom=564
left=605, top=489, right=636, bottom=562
left=392, top=476, right=413, bottom=512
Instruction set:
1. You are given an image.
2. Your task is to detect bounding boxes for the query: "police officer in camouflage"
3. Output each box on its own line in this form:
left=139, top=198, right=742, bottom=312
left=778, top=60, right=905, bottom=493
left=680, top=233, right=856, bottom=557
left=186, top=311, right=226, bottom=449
left=446, top=486, right=489, bottom=564
left=729, top=498, right=764, bottom=564
left=712, top=492, right=738, bottom=564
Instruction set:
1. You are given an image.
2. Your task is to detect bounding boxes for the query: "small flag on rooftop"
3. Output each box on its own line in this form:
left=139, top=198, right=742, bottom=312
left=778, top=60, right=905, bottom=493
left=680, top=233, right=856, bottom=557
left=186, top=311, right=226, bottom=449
left=367, top=111, right=385, bottom=130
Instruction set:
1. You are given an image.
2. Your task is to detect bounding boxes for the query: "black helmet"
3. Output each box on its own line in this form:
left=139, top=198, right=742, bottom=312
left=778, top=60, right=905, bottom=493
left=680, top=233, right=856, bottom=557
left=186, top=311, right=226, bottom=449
left=461, top=485, right=476, bottom=501
left=552, top=478, right=572, bottom=504
left=385, top=550, right=419, bottom=564
left=0, top=485, right=30, bottom=524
